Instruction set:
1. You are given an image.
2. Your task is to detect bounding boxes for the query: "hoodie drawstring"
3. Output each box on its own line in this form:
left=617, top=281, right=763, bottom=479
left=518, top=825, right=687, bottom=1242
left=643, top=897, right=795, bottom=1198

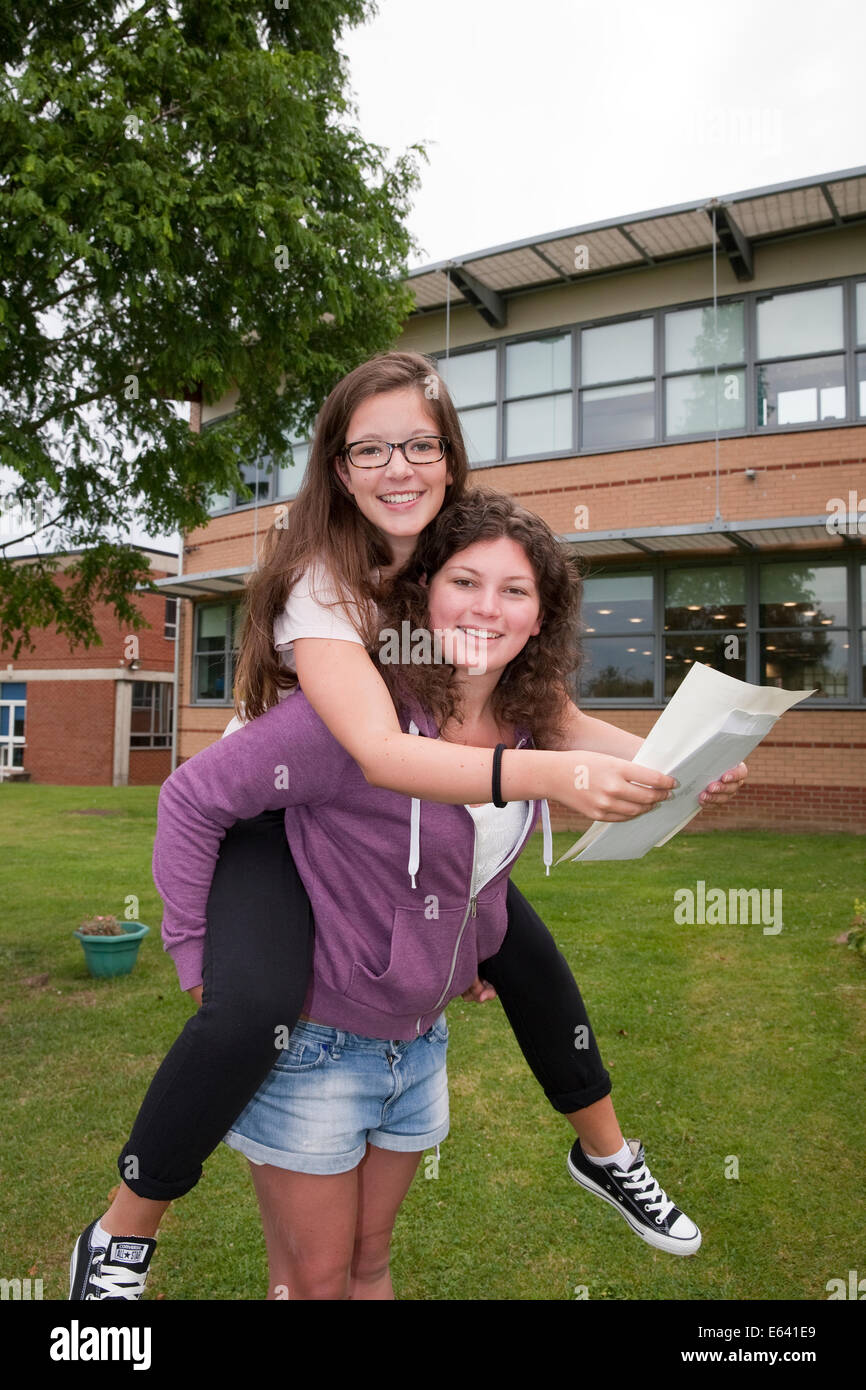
left=408, top=720, right=421, bottom=888
left=541, top=798, right=553, bottom=876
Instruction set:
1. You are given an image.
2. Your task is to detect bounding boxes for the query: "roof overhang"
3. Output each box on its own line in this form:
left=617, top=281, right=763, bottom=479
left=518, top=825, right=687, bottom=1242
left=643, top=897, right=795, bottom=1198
left=138, top=566, right=251, bottom=599
left=563, top=515, right=863, bottom=559
left=408, top=165, right=866, bottom=322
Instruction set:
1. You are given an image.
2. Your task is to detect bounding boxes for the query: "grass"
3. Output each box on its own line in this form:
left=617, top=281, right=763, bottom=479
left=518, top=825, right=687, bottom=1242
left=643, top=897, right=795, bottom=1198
left=1, top=784, right=863, bottom=1301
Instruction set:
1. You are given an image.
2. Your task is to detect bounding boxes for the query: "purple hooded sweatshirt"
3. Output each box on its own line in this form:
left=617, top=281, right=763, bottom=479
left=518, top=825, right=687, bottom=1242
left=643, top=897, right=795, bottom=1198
left=153, top=689, right=550, bottom=1040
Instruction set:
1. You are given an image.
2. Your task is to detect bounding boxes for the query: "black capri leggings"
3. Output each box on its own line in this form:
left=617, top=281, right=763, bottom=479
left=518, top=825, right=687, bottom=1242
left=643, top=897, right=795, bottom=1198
left=119, top=811, right=611, bottom=1201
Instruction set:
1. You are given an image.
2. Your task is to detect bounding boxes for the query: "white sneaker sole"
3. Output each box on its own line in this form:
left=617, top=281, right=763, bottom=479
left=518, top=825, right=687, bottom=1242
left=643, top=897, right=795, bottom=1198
left=567, top=1153, right=702, bottom=1256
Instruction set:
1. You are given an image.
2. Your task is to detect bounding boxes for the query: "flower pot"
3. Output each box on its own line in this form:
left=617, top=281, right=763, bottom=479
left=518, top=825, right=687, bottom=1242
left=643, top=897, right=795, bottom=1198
left=73, top=922, right=150, bottom=978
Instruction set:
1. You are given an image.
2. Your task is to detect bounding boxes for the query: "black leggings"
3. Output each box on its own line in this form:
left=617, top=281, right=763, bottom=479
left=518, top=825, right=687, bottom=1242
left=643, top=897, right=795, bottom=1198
left=119, top=811, right=611, bottom=1200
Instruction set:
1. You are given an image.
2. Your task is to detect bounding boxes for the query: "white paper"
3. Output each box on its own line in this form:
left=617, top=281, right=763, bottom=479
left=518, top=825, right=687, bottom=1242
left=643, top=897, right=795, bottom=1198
left=557, top=664, right=813, bottom=864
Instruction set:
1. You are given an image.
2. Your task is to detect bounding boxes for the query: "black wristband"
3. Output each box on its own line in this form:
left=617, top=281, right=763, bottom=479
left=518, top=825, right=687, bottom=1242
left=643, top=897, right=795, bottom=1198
left=491, top=743, right=507, bottom=808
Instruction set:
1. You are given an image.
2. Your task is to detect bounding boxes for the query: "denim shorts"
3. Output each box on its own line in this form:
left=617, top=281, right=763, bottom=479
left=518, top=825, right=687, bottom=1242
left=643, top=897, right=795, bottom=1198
left=223, top=1015, right=449, bottom=1175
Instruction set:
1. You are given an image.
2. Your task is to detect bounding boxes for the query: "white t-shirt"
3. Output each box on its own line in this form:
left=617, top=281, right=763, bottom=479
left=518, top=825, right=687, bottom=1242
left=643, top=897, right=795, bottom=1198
left=222, top=562, right=371, bottom=738
left=465, top=800, right=530, bottom=896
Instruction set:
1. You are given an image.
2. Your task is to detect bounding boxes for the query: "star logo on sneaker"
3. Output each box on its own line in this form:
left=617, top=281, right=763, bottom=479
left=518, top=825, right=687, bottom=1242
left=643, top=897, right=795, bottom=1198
left=110, top=1241, right=149, bottom=1264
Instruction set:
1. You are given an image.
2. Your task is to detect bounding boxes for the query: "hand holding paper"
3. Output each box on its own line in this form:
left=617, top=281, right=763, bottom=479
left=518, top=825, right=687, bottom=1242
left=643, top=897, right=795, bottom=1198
left=558, top=663, right=813, bottom=864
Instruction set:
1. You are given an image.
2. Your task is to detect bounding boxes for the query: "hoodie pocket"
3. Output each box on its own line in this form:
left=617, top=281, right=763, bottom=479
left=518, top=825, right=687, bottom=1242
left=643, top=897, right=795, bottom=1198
left=345, top=905, right=471, bottom=1016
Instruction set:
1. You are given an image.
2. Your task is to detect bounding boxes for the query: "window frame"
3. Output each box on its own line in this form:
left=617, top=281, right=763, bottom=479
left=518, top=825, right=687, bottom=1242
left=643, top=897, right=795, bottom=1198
left=129, top=681, right=174, bottom=749
left=202, top=415, right=311, bottom=515
left=429, top=273, right=866, bottom=468
left=192, top=600, right=243, bottom=706
left=577, top=549, right=864, bottom=708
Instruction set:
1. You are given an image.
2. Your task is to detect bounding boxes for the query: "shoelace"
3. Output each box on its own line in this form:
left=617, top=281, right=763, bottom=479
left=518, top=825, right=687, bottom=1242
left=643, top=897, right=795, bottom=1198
left=613, top=1158, right=675, bottom=1223
left=85, top=1250, right=148, bottom=1300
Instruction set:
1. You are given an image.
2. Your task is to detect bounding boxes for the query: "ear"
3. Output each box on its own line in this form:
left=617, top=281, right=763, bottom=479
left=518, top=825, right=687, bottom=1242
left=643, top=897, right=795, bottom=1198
left=335, top=456, right=354, bottom=495
left=530, top=610, right=542, bottom=638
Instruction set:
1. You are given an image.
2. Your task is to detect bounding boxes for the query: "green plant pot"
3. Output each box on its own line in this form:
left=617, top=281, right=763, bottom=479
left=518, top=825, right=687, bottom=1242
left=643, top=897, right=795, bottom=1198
left=73, top=922, right=150, bottom=978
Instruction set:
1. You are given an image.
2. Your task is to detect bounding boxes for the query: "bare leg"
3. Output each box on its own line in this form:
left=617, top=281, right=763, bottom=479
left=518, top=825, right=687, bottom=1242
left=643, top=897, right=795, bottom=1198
left=565, top=1094, right=625, bottom=1157
left=349, top=1146, right=423, bottom=1301
left=248, top=1161, right=359, bottom=1301
left=101, top=1184, right=170, bottom=1239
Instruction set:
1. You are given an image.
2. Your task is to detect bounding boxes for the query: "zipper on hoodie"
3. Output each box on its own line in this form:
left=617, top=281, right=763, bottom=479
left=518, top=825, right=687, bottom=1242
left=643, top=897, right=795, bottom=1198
left=415, top=798, right=535, bottom=1034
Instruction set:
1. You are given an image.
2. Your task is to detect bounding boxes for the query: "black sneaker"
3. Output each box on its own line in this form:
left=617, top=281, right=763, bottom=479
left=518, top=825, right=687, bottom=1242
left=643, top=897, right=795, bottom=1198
left=69, top=1220, right=157, bottom=1299
left=567, top=1138, right=701, bottom=1256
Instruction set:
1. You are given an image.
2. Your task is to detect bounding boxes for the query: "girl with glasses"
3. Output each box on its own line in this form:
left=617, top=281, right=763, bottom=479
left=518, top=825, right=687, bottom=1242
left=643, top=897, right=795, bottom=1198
left=70, top=353, right=746, bottom=1300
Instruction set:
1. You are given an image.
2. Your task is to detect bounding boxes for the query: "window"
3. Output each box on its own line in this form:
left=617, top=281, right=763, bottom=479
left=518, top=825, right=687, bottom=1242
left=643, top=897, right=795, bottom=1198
left=438, top=349, right=497, bottom=464
left=759, top=561, right=848, bottom=697
left=0, top=681, right=26, bottom=769
left=204, top=418, right=311, bottom=512
left=857, top=282, right=866, bottom=418
left=580, top=318, right=654, bottom=448
left=756, top=286, right=846, bottom=427
left=578, top=554, right=862, bottom=705
left=578, top=573, right=654, bottom=698
left=276, top=435, right=311, bottom=499
left=664, top=566, right=747, bottom=693
left=504, top=335, right=572, bottom=458
left=164, top=597, right=178, bottom=640
left=664, top=303, right=745, bottom=436
left=194, top=602, right=243, bottom=702
left=130, top=682, right=173, bottom=749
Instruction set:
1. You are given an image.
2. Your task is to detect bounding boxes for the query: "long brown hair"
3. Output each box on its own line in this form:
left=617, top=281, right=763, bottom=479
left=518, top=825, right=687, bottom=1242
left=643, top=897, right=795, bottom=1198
left=234, top=351, right=470, bottom=720
left=376, top=489, right=585, bottom=750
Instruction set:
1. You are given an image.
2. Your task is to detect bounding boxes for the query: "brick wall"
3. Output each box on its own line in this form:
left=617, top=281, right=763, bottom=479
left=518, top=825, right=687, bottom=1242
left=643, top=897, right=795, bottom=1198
left=24, top=680, right=116, bottom=785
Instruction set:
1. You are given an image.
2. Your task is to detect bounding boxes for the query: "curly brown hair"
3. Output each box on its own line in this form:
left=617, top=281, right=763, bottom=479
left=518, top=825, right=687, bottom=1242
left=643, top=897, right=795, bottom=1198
left=376, top=489, right=586, bottom=749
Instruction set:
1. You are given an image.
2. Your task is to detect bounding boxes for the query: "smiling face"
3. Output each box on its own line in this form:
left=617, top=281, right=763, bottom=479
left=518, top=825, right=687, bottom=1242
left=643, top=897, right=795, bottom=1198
left=336, top=387, right=453, bottom=567
left=426, top=536, right=542, bottom=677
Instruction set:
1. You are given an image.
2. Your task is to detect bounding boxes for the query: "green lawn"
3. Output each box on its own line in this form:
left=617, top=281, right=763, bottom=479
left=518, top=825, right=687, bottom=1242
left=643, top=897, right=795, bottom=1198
left=1, top=784, right=863, bottom=1301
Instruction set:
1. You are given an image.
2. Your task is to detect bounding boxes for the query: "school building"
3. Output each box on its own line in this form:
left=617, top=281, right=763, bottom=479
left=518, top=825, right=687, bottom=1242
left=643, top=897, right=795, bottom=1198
left=1, top=548, right=178, bottom=785
left=149, top=166, right=866, bottom=833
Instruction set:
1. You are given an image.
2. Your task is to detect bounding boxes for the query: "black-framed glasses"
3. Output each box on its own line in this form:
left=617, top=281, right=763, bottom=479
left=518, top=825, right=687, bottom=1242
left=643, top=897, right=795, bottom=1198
left=342, top=436, right=449, bottom=469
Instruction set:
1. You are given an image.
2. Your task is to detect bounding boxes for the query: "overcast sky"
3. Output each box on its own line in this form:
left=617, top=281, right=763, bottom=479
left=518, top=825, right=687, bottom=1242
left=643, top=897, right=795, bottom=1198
left=342, top=0, right=865, bottom=267
left=7, top=0, right=863, bottom=558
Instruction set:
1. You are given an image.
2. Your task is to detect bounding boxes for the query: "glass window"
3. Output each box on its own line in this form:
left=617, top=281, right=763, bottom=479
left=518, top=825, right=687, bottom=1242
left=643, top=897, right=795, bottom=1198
left=277, top=436, right=311, bottom=499
left=438, top=349, right=498, bottom=465
left=130, top=682, right=173, bottom=749
left=194, top=602, right=242, bottom=702
left=666, top=370, right=746, bottom=436
left=164, top=597, right=178, bottom=640
left=506, top=336, right=570, bottom=397
left=582, top=574, right=654, bottom=632
left=857, top=352, right=866, bottom=418
left=579, top=574, right=654, bottom=698
left=761, top=630, right=848, bottom=697
left=505, top=394, right=571, bottom=458
left=207, top=485, right=232, bottom=514
left=438, top=349, right=496, bottom=408
left=578, top=639, right=654, bottom=699
left=502, top=335, right=572, bottom=459
left=759, top=561, right=847, bottom=628
left=581, top=318, right=653, bottom=385
left=665, top=567, right=746, bottom=629
left=856, top=283, right=866, bottom=346
left=664, top=567, right=747, bottom=693
left=757, top=356, right=846, bottom=427
left=756, top=285, right=844, bottom=358
left=665, top=302, right=744, bottom=372
left=237, top=460, right=271, bottom=503
left=581, top=381, right=655, bottom=448
left=459, top=406, right=497, bottom=464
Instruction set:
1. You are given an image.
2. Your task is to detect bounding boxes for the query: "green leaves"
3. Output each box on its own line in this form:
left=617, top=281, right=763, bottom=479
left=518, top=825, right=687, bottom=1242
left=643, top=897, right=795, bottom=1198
left=1, top=0, right=421, bottom=650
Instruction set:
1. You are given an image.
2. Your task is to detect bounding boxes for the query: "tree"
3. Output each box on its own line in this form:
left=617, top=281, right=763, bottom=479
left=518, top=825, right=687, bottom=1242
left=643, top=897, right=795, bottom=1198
left=0, top=0, right=421, bottom=656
